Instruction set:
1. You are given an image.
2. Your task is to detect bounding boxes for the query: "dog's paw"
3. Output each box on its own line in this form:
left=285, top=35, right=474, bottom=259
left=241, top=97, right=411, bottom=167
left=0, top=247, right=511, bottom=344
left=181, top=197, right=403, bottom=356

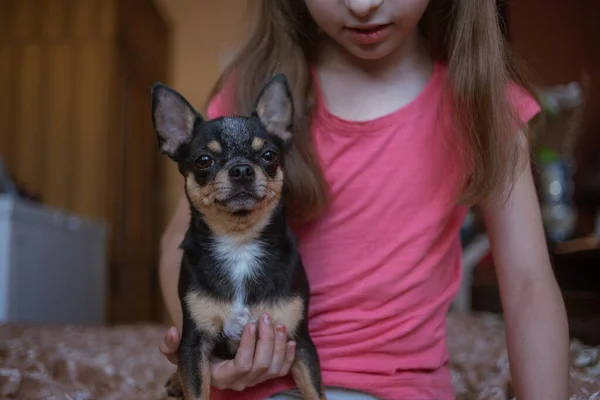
left=164, top=372, right=184, bottom=400
left=223, top=306, right=250, bottom=340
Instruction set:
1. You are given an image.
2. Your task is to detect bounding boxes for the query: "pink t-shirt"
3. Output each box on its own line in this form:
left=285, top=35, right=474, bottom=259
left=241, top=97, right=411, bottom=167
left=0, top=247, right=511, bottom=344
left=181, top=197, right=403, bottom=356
left=206, top=62, right=540, bottom=400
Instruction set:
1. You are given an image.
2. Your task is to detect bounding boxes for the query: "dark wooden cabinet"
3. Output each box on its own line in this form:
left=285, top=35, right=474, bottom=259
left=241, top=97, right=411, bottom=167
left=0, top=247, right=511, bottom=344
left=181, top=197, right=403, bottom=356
left=0, top=0, right=170, bottom=323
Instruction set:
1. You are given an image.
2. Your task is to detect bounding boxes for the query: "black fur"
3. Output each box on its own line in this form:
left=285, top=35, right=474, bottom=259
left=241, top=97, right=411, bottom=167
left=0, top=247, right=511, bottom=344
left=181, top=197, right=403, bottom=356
left=151, top=75, right=325, bottom=400
left=179, top=206, right=307, bottom=305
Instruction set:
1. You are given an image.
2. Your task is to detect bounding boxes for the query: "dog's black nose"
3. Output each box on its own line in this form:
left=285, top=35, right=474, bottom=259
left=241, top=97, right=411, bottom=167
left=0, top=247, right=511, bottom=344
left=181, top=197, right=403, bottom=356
left=229, top=164, right=255, bottom=182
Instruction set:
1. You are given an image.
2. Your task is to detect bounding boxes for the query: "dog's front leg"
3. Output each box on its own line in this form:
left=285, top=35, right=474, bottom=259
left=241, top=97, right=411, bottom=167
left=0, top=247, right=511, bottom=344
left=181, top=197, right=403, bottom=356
left=291, top=334, right=327, bottom=400
left=177, top=327, right=215, bottom=400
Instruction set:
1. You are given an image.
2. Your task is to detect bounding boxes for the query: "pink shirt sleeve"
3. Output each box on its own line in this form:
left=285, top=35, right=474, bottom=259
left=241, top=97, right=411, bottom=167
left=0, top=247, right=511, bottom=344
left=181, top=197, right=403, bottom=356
left=507, top=82, right=542, bottom=126
left=206, top=91, right=228, bottom=119
left=206, top=77, right=237, bottom=119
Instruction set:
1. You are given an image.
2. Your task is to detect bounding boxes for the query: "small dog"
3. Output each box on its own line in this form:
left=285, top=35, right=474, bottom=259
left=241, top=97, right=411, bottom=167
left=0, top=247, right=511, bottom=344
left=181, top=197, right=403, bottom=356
left=151, top=75, right=326, bottom=400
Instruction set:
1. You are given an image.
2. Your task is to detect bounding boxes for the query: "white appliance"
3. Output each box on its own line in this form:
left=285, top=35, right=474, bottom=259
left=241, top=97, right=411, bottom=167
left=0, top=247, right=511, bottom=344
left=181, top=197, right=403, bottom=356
left=0, top=194, right=108, bottom=324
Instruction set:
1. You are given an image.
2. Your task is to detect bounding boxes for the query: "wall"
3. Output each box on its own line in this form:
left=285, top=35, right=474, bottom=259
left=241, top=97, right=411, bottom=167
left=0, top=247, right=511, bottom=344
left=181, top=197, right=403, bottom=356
left=0, top=0, right=170, bottom=323
left=155, top=0, right=252, bottom=222
left=0, top=0, right=116, bottom=221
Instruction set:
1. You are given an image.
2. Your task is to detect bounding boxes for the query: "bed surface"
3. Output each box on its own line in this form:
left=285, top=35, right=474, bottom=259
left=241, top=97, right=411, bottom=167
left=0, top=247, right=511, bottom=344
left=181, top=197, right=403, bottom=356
left=1, top=312, right=599, bottom=400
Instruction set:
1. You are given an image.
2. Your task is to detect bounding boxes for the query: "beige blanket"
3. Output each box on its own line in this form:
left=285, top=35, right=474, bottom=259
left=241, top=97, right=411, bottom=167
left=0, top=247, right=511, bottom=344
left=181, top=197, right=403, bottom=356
left=1, top=313, right=598, bottom=399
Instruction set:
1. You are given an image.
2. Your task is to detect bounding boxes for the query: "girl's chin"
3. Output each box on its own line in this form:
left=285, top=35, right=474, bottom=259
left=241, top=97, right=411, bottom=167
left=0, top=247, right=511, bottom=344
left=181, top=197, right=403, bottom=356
left=341, top=41, right=402, bottom=61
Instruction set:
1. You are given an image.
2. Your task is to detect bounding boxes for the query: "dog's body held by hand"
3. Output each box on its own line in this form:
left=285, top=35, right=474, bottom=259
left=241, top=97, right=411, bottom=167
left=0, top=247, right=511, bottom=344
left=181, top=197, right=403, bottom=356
left=151, top=75, right=326, bottom=400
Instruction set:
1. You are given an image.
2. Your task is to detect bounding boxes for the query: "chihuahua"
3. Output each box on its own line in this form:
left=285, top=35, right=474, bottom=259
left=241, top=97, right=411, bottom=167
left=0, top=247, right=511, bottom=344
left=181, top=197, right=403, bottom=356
left=151, top=75, right=326, bottom=400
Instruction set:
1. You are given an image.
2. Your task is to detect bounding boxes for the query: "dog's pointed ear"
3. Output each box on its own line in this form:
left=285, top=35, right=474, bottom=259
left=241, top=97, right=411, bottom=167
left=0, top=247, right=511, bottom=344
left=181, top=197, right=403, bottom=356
left=151, top=83, right=202, bottom=160
left=253, top=74, right=294, bottom=144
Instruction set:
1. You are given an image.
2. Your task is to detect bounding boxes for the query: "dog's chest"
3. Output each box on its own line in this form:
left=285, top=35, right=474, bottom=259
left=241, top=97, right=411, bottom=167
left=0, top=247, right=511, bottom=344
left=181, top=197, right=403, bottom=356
left=211, top=236, right=263, bottom=297
left=211, top=237, right=263, bottom=339
left=185, top=237, right=305, bottom=343
left=185, top=290, right=305, bottom=343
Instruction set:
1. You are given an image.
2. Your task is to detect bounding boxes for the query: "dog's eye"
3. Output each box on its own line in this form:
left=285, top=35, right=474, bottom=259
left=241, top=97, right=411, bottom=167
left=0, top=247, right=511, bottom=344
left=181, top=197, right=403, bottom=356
left=194, top=155, right=214, bottom=170
left=261, top=151, right=279, bottom=163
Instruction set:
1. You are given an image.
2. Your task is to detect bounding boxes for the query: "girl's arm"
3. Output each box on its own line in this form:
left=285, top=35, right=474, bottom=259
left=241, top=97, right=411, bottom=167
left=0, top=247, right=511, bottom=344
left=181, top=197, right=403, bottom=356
left=159, top=192, right=190, bottom=331
left=480, top=140, right=570, bottom=400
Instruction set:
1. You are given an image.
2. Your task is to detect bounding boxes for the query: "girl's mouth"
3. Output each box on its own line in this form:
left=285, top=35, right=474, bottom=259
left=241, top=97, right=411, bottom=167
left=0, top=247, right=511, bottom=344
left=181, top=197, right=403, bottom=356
left=345, top=24, right=392, bottom=45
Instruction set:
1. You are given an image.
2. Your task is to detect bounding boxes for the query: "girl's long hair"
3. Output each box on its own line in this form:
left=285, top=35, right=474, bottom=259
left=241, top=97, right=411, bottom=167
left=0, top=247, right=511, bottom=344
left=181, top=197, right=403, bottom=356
left=207, top=0, right=539, bottom=220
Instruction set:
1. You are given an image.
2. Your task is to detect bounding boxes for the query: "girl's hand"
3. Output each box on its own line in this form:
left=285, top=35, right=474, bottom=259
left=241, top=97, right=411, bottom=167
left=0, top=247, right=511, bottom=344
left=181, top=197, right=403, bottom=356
left=159, top=326, right=181, bottom=365
left=211, top=314, right=296, bottom=391
left=159, top=314, right=296, bottom=391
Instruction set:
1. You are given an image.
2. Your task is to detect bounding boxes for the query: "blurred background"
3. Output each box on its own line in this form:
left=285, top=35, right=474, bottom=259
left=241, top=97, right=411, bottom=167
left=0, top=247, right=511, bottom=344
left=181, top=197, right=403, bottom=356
left=0, top=0, right=250, bottom=326
left=0, top=0, right=598, bottom=332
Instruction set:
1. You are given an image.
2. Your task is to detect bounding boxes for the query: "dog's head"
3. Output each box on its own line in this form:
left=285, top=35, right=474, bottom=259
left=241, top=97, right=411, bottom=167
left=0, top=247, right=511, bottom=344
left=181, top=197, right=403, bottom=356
left=151, top=75, right=293, bottom=237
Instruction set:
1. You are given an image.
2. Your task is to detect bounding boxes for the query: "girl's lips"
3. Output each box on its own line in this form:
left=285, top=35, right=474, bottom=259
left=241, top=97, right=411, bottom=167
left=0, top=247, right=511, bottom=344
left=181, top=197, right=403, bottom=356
left=345, top=24, right=392, bottom=45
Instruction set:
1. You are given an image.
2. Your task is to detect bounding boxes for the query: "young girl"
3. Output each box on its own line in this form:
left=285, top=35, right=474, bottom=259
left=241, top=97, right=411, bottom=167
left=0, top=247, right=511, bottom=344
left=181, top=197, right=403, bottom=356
left=158, top=1, right=570, bottom=399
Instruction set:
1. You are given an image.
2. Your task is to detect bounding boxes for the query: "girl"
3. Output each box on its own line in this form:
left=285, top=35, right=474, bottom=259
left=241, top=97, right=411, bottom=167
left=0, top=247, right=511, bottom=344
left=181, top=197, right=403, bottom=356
left=159, top=1, right=570, bottom=399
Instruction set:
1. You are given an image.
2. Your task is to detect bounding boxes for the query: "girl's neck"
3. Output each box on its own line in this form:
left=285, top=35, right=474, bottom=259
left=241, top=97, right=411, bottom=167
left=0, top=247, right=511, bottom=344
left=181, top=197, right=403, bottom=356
left=313, top=30, right=435, bottom=123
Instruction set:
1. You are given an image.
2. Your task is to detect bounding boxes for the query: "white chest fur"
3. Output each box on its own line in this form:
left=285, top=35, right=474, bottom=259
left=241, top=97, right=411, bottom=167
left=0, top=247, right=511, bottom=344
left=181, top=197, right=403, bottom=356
left=211, top=236, right=264, bottom=340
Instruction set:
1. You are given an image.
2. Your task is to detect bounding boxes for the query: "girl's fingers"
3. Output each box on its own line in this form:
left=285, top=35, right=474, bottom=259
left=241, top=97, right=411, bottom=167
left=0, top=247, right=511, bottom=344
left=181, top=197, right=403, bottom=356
left=246, top=324, right=289, bottom=387
left=249, top=314, right=276, bottom=376
left=279, top=341, right=297, bottom=377
left=159, top=326, right=180, bottom=365
left=232, top=322, right=257, bottom=376
left=211, top=323, right=257, bottom=391
left=267, top=325, right=288, bottom=375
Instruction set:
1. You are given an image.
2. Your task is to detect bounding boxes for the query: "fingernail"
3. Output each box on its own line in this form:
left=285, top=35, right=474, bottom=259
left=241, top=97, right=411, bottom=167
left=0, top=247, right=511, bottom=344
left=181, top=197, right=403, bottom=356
left=262, top=314, right=270, bottom=325
left=276, top=325, right=286, bottom=335
left=289, top=342, right=296, bottom=351
left=249, top=323, right=256, bottom=335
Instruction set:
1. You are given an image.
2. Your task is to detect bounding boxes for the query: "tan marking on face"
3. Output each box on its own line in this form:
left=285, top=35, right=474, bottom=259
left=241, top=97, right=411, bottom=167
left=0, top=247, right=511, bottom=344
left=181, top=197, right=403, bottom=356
left=184, top=291, right=231, bottom=338
left=250, top=296, right=305, bottom=339
left=207, top=140, right=222, bottom=154
left=254, top=165, right=283, bottom=203
left=185, top=170, right=228, bottom=207
left=251, top=137, right=265, bottom=151
left=267, top=167, right=284, bottom=200
left=185, top=166, right=284, bottom=243
left=291, top=359, right=326, bottom=400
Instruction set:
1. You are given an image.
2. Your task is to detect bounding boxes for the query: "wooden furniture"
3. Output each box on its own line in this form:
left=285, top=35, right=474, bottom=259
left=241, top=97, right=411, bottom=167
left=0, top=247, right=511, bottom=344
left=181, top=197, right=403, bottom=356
left=0, top=0, right=170, bottom=323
